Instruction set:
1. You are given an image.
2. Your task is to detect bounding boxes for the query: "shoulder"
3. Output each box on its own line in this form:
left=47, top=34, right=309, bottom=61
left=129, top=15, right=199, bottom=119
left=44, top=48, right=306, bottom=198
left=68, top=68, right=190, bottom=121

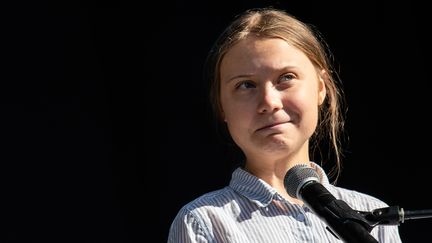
left=168, top=186, right=239, bottom=242
left=180, top=186, right=237, bottom=212
left=170, top=186, right=238, bottom=225
left=328, top=184, right=389, bottom=212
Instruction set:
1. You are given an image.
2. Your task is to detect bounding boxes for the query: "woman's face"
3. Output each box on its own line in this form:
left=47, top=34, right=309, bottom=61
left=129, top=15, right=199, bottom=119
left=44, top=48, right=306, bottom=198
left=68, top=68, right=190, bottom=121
left=219, top=37, right=326, bottom=161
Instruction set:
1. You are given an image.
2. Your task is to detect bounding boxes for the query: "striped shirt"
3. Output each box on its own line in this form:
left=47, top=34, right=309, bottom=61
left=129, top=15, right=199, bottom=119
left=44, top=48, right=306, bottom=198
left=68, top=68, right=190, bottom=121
left=168, top=162, right=402, bottom=242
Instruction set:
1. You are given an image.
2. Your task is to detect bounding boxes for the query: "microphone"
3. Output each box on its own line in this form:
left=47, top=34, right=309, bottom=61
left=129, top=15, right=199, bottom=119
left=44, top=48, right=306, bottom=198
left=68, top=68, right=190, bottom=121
left=284, top=164, right=378, bottom=243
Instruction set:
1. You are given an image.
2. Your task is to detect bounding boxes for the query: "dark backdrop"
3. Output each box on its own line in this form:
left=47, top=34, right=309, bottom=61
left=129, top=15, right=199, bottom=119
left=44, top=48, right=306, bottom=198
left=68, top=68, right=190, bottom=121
left=2, top=1, right=430, bottom=242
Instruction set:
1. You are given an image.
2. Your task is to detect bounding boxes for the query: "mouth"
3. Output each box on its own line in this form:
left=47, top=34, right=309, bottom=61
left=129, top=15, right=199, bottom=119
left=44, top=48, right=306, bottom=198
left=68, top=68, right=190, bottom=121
left=256, top=121, right=290, bottom=132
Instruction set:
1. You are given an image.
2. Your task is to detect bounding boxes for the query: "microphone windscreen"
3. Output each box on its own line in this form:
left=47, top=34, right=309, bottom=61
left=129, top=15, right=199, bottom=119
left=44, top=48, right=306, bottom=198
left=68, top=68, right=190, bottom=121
left=284, top=164, right=320, bottom=199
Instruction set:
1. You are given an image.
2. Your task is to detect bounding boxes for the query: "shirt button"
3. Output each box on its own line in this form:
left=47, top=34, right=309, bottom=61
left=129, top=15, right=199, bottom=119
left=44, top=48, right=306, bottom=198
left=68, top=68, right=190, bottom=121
left=296, top=213, right=305, bottom=222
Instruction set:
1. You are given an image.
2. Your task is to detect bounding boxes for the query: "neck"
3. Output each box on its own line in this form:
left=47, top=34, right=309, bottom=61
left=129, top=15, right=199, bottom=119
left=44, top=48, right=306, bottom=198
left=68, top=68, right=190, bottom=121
left=243, top=160, right=311, bottom=205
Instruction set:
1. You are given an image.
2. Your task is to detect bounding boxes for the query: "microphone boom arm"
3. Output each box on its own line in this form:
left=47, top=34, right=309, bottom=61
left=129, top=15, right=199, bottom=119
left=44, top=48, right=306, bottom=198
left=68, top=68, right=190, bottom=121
left=284, top=164, right=432, bottom=242
left=300, top=181, right=379, bottom=243
left=359, top=206, right=432, bottom=226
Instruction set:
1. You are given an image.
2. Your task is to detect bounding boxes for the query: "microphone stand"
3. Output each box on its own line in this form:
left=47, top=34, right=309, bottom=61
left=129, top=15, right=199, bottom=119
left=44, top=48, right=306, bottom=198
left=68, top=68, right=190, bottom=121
left=313, top=197, right=432, bottom=243
left=284, top=164, right=432, bottom=242
left=360, top=206, right=432, bottom=226
left=301, top=185, right=379, bottom=243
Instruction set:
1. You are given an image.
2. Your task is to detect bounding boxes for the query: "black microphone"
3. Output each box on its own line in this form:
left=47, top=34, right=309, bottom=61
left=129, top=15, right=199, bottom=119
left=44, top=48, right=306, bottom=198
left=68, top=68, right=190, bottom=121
left=284, top=164, right=378, bottom=243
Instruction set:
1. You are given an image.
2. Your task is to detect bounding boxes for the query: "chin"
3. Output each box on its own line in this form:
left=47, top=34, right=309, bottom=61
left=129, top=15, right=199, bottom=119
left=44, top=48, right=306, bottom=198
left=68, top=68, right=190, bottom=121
left=260, top=138, right=292, bottom=153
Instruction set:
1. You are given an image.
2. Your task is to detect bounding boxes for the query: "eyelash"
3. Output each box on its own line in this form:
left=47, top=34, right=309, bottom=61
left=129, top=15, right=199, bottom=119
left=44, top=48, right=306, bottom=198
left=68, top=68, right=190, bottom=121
left=235, top=81, right=255, bottom=90
left=280, top=73, right=295, bottom=82
left=234, top=73, right=296, bottom=90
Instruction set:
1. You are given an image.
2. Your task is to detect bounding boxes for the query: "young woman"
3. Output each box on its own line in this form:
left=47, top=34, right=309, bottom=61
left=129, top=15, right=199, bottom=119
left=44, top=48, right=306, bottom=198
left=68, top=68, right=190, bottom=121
left=168, top=7, right=402, bottom=242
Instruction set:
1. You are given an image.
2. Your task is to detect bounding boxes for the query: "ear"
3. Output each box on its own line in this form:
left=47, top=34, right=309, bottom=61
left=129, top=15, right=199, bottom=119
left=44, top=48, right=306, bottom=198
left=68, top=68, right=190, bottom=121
left=318, top=69, right=327, bottom=105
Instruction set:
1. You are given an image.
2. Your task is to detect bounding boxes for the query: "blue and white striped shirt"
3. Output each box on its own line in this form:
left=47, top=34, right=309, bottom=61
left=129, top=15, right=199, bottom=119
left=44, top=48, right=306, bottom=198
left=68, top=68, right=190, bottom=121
left=168, top=163, right=402, bottom=242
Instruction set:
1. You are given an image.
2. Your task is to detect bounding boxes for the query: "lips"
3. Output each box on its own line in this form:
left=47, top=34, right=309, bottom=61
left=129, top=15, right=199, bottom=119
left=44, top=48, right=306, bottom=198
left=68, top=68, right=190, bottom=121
left=256, top=121, right=290, bottom=132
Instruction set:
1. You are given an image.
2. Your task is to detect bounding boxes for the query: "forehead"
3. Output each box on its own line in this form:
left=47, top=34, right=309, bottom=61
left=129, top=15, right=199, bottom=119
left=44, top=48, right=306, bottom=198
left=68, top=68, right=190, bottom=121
left=220, top=37, right=315, bottom=78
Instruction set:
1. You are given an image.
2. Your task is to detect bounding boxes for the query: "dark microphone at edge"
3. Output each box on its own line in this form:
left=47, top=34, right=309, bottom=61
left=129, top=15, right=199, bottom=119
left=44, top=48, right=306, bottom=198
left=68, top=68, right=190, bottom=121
left=284, top=164, right=379, bottom=243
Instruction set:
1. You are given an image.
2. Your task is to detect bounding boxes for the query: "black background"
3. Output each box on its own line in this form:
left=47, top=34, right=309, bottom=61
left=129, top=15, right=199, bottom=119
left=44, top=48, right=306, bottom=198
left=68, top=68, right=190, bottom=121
left=2, top=1, right=431, bottom=242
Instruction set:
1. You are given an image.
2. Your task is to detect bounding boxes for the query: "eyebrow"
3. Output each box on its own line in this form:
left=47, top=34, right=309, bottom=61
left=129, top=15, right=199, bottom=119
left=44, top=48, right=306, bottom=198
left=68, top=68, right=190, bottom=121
left=225, top=65, right=299, bottom=83
left=225, top=74, right=254, bottom=83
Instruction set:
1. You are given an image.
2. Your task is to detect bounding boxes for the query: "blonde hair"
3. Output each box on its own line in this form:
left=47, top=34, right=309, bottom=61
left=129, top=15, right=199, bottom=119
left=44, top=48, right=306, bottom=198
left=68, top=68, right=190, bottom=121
left=204, top=8, right=346, bottom=182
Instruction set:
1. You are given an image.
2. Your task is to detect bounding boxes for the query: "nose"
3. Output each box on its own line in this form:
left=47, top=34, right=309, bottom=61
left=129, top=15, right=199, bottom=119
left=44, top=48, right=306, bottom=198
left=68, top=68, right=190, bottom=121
left=257, top=85, right=283, bottom=114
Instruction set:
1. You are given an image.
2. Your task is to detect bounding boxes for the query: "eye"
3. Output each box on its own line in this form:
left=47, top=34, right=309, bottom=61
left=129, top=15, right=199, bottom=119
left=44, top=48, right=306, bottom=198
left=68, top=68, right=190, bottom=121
left=235, top=81, right=256, bottom=90
left=279, top=73, right=296, bottom=83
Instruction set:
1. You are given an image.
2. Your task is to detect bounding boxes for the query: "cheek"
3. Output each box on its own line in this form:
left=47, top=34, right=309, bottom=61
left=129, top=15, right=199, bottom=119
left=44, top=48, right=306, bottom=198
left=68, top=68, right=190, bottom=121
left=222, top=102, right=250, bottom=124
left=220, top=97, right=255, bottom=142
left=283, top=89, right=319, bottom=121
left=284, top=86, right=312, bottom=105
left=220, top=90, right=250, bottom=123
left=222, top=102, right=250, bottom=143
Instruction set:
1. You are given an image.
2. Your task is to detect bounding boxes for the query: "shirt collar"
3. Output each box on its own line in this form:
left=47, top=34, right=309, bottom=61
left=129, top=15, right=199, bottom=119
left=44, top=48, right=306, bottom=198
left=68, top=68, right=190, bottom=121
left=229, top=162, right=331, bottom=207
